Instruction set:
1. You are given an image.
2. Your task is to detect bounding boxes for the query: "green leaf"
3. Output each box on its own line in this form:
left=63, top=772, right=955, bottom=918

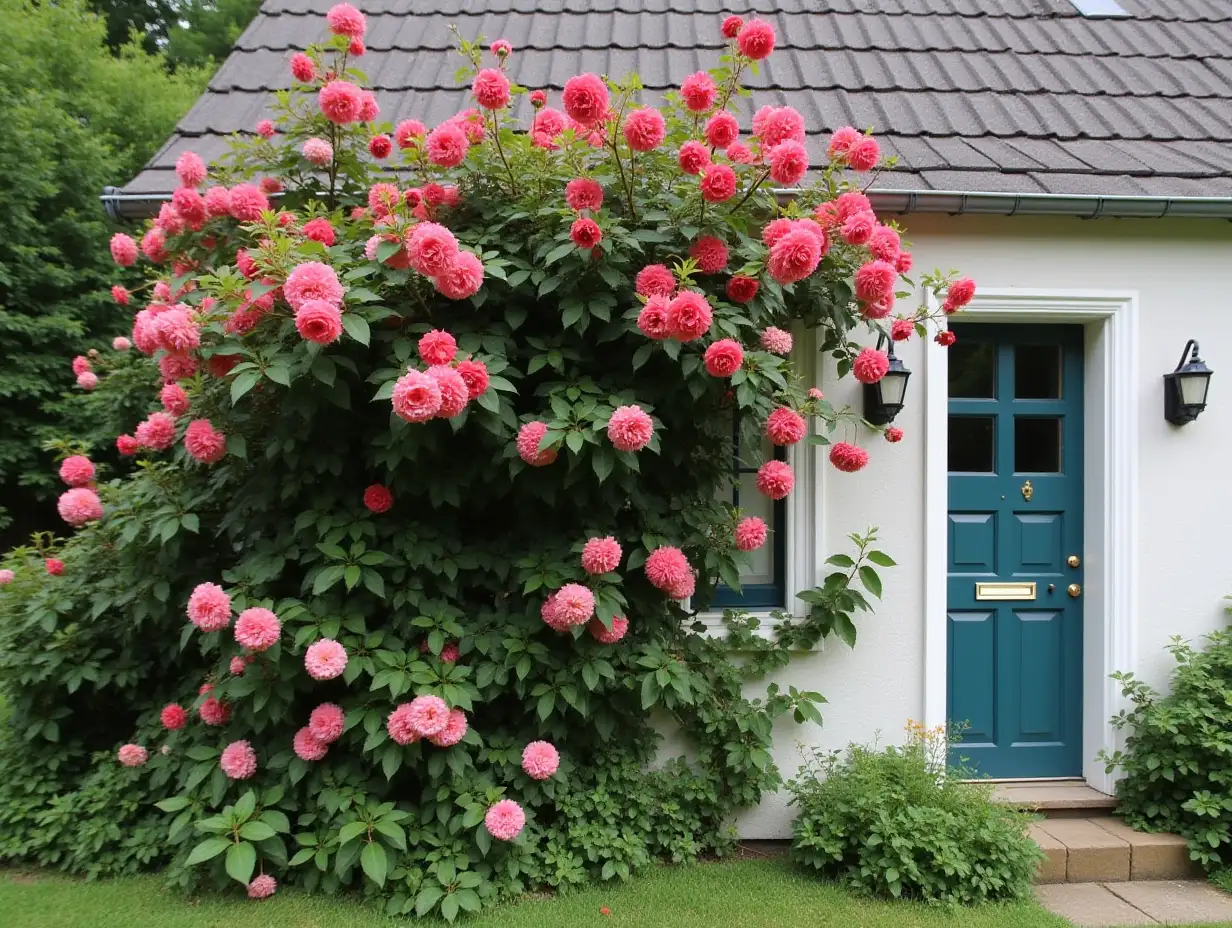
left=867, top=550, right=897, bottom=567
left=265, top=364, right=292, bottom=387
left=545, top=242, right=575, bottom=265
left=155, top=796, right=190, bottom=813
left=858, top=565, right=883, bottom=599
left=441, top=894, right=460, bottom=922
left=288, top=848, right=315, bottom=867
left=227, top=434, right=247, bottom=459
left=230, top=371, right=260, bottom=404
left=185, top=837, right=230, bottom=866
left=239, top=822, right=277, bottom=841
left=225, top=841, right=257, bottom=885
left=180, top=513, right=200, bottom=533
left=641, top=673, right=659, bottom=710
left=233, top=790, right=257, bottom=821
left=825, top=554, right=856, bottom=568
left=361, top=841, right=388, bottom=887
left=342, top=314, right=370, bottom=345
left=416, top=886, right=444, bottom=917
left=338, top=821, right=368, bottom=845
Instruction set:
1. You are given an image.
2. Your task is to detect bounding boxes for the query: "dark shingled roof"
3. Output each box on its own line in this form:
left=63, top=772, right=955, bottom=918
left=118, top=0, right=1232, bottom=211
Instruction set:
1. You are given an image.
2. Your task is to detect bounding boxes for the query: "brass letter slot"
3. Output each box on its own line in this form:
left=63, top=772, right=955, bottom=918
left=975, top=582, right=1037, bottom=601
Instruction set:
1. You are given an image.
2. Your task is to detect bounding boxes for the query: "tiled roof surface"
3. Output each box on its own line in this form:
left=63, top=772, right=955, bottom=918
left=122, top=0, right=1232, bottom=202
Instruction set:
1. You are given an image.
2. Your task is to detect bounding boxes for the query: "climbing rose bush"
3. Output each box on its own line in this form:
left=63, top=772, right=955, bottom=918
left=0, top=9, right=970, bottom=920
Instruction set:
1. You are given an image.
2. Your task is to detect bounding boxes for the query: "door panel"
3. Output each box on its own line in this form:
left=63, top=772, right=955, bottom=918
left=947, top=324, right=1084, bottom=779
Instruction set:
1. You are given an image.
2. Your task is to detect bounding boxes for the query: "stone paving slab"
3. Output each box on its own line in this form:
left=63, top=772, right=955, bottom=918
left=1035, top=883, right=1156, bottom=926
left=995, top=783, right=1118, bottom=812
left=1036, top=819, right=1131, bottom=883
left=1030, top=822, right=1068, bottom=884
left=1107, top=880, right=1232, bottom=923
left=1088, top=818, right=1202, bottom=881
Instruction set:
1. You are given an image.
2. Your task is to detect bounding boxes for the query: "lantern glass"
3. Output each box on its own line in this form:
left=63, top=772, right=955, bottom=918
left=879, top=371, right=909, bottom=407
left=1179, top=371, right=1210, bottom=407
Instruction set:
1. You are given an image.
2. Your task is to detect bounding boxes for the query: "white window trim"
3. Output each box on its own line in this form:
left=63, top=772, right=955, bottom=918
left=923, top=288, right=1140, bottom=791
left=698, top=327, right=822, bottom=635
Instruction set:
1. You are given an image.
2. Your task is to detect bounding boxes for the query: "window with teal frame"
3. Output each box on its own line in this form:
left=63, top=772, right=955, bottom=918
left=714, top=416, right=787, bottom=609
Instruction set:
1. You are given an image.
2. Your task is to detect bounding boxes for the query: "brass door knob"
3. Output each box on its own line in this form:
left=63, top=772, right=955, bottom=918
left=1067, top=555, right=1081, bottom=568
left=1067, top=583, right=1082, bottom=598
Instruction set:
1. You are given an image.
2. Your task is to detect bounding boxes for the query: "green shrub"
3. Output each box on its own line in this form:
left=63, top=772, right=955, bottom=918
left=1100, top=620, right=1232, bottom=869
left=788, top=725, right=1041, bottom=904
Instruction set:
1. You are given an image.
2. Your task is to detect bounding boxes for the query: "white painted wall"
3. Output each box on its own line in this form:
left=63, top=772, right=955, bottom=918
left=734, top=214, right=1232, bottom=839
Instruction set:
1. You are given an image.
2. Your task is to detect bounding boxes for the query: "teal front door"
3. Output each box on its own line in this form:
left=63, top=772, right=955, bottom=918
left=947, top=324, right=1084, bottom=779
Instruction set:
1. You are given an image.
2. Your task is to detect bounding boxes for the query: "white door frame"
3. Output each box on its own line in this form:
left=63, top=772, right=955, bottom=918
left=922, top=288, right=1139, bottom=791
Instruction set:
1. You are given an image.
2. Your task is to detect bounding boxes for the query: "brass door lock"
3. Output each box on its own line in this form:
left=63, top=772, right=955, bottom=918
left=1067, top=583, right=1082, bottom=598
left=1067, top=555, right=1081, bottom=568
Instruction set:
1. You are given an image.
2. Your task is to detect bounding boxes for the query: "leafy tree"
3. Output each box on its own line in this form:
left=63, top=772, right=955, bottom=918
left=165, top=0, right=262, bottom=71
left=0, top=0, right=205, bottom=543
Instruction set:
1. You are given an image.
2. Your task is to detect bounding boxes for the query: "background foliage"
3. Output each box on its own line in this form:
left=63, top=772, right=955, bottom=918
left=0, top=0, right=205, bottom=544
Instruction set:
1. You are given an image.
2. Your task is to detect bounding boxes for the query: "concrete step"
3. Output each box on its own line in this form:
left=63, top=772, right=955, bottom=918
left=1029, top=817, right=1202, bottom=884
left=994, top=781, right=1118, bottom=818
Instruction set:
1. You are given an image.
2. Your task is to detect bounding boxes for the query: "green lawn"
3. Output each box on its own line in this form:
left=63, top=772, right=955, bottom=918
left=0, top=856, right=1078, bottom=928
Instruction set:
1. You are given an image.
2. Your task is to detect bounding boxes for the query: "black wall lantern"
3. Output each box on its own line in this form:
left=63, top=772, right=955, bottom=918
left=864, top=338, right=911, bottom=425
left=1163, top=339, right=1213, bottom=426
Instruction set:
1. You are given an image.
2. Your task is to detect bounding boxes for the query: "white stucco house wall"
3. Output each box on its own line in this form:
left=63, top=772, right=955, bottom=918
left=108, top=0, right=1232, bottom=838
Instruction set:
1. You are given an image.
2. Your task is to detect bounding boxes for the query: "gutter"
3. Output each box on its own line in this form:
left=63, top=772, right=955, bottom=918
left=103, top=184, right=1232, bottom=223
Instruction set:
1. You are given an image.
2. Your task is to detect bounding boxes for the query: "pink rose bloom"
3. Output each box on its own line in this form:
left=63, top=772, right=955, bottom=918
left=517, top=421, right=557, bottom=466
left=886, top=426, right=904, bottom=443
left=294, top=727, right=328, bottom=761
left=667, top=291, right=712, bottom=341
left=769, top=229, right=822, bottom=285
left=141, top=227, right=167, bottom=263
left=756, top=460, right=795, bottom=499
left=118, top=744, right=148, bottom=767
left=417, top=330, right=457, bottom=368
left=161, top=704, right=187, bottom=730
left=896, top=251, right=914, bottom=274
left=0, top=569, right=14, bottom=585
left=59, top=455, right=95, bottom=487
left=112, top=287, right=131, bottom=307
left=828, top=126, right=861, bottom=160
left=301, top=217, right=336, bottom=246
left=220, top=740, right=257, bottom=780
left=386, top=704, right=420, bottom=745
left=472, top=68, right=511, bottom=109
left=704, top=339, right=744, bottom=377
left=565, top=178, right=604, bottom=212
left=762, top=218, right=795, bottom=249
left=532, top=107, right=566, bottom=146
left=680, top=71, right=717, bottom=112
left=581, top=536, right=622, bottom=574
left=645, top=546, right=692, bottom=594
left=737, top=18, right=776, bottom=60
left=364, top=484, right=393, bottom=513
left=607, top=405, right=653, bottom=452
left=395, top=119, right=426, bottom=148
left=429, top=708, right=468, bottom=747
left=295, top=300, right=344, bottom=345
left=562, top=73, right=609, bottom=127
left=407, top=223, right=459, bottom=277
left=768, top=140, right=809, bottom=185
left=869, top=225, right=902, bottom=264
left=228, top=183, right=270, bottom=221
left=426, top=122, right=469, bottom=167
left=635, top=264, right=676, bottom=298
left=678, top=140, right=711, bottom=176
left=529, top=89, right=547, bottom=107
left=890, top=318, right=915, bottom=342
left=255, top=119, right=276, bottom=139
left=406, top=695, right=451, bottom=737
left=159, top=353, right=198, bottom=384
left=589, top=615, right=628, bottom=644
left=45, top=558, right=64, bottom=576
left=936, top=330, right=957, bottom=347
left=853, top=347, right=890, bottom=384
left=199, top=696, right=230, bottom=726
left=172, top=187, right=206, bottom=225
left=285, top=261, right=343, bottom=310
left=319, top=80, right=364, bottom=123
left=760, top=327, right=793, bottom=355
left=522, top=741, right=560, bottom=780
left=726, top=141, right=754, bottom=164
left=326, top=2, right=365, bottom=37
left=110, top=233, right=137, bottom=266
left=541, top=592, right=567, bottom=631
left=230, top=656, right=248, bottom=675
left=570, top=217, right=602, bottom=249
left=722, top=15, right=744, bottom=38
left=309, top=703, right=345, bottom=743
left=705, top=110, right=739, bottom=149
left=830, top=442, right=870, bottom=473
left=623, top=107, right=666, bottom=152
left=433, top=250, right=484, bottom=300
left=426, top=364, right=469, bottom=417
left=756, top=107, right=805, bottom=148
left=946, top=277, right=977, bottom=309
left=700, top=163, right=737, bottom=202
left=235, top=607, right=281, bottom=652
left=490, top=38, right=512, bottom=57
left=554, top=583, right=595, bottom=625
left=485, top=799, right=526, bottom=841
left=393, top=369, right=443, bottom=423
left=305, top=638, right=348, bottom=680
left=188, top=582, right=231, bottom=631
left=58, top=487, right=103, bottom=526
left=175, top=151, right=207, bottom=188
left=836, top=191, right=874, bottom=221
left=161, top=383, right=189, bottom=416
left=766, top=407, right=806, bottom=446
left=841, top=211, right=877, bottom=246
left=76, top=371, right=99, bottom=390
left=735, top=516, right=768, bottom=552
left=689, top=235, right=728, bottom=273
left=184, top=419, right=226, bottom=464
left=72, top=355, right=91, bottom=376
left=455, top=359, right=489, bottom=399
left=637, top=296, right=671, bottom=340
left=290, top=52, right=315, bottom=82
left=727, top=275, right=760, bottom=303
left=855, top=260, right=898, bottom=303
left=848, top=136, right=881, bottom=171
left=301, top=137, right=334, bottom=165
left=153, top=307, right=200, bottom=353
left=247, top=874, right=277, bottom=900
left=135, top=412, right=177, bottom=451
